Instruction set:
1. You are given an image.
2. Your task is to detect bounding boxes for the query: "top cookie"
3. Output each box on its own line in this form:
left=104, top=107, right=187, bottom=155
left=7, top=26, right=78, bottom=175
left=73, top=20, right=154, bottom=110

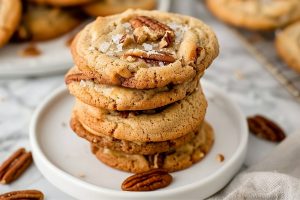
left=206, top=0, right=300, bottom=31
left=71, top=9, right=219, bottom=89
left=0, top=0, right=22, bottom=47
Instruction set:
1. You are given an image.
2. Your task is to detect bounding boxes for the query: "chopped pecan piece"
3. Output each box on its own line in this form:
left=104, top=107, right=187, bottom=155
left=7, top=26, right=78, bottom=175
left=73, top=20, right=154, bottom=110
left=119, top=34, right=135, bottom=47
left=0, top=189, right=44, bottom=200
left=121, top=169, right=172, bottom=191
left=123, top=49, right=175, bottom=65
left=0, top=148, right=33, bottom=184
left=145, top=153, right=165, bottom=168
left=130, top=16, right=175, bottom=46
left=247, top=115, right=286, bottom=142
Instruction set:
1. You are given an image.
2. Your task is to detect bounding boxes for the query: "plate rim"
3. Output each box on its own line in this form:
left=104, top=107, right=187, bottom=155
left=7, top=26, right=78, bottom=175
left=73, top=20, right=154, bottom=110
left=29, top=80, right=248, bottom=198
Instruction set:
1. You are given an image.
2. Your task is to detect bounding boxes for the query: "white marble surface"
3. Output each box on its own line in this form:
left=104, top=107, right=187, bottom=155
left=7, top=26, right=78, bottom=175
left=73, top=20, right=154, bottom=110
left=0, top=0, right=299, bottom=199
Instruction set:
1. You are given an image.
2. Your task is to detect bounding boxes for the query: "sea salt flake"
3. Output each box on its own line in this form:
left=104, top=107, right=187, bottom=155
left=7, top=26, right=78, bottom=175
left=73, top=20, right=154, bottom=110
left=112, top=34, right=123, bottom=44
left=142, top=43, right=153, bottom=51
left=158, top=62, right=164, bottom=67
left=99, top=42, right=110, bottom=53
left=122, top=22, right=131, bottom=29
left=116, top=44, right=123, bottom=52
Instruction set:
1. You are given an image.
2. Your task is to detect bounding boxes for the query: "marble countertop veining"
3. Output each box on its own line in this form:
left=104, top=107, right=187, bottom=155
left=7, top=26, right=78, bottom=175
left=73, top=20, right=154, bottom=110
left=0, top=0, right=299, bottom=199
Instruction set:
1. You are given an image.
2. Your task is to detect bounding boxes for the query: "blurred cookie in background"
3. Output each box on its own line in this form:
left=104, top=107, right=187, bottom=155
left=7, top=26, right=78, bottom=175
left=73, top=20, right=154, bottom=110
left=83, top=0, right=156, bottom=17
left=14, top=3, right=85, bottom=42
left=206, top=0, right=300, bottom=31
left=0, top=0, right=22, bottom=47
left=28, top=0, right=96, bottom=7
left=275, top=21, right=300, bottom=74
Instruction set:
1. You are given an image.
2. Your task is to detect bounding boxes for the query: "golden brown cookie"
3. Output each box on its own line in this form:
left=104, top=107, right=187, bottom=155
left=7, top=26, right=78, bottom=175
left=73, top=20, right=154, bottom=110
left=29, top=0, right=95, bottom=6
left=206, top=0, right=300, bottom=31
left=71, top=9, right=219, bottom=89
left=70, top=116, right=199, bottom=155
left=91, top=121, right=214, bottom=173
left=14, top=4, right=83, bottom=41
left=0, top=0, right=22, bottom=47
left=275, top=21, right=300, bottom=74
left=73, top=87, right=207, bottom=142
left=83, top=0, right=156, bottom=17
left=65, top=66, right=200, bottom=110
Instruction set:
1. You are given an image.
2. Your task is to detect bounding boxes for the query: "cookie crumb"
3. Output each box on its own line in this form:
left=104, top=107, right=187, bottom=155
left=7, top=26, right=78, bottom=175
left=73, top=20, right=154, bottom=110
left=216, top=154, right=225, bottom=162
left=19, top=43, right=41, bottom=57
left=61, top=122, right=67, bottom=127
left=234, top=69, right=245, bottom=80
left=78, top=173, right=86, bottom=179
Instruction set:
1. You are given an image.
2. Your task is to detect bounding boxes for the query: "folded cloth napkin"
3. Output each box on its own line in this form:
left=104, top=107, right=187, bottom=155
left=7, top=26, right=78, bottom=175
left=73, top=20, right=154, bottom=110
left=209, top=132, right=300, bottom=200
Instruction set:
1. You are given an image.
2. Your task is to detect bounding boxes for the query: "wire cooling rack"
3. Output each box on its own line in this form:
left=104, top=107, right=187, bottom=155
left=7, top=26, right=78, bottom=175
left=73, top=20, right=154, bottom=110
left=231, top=29, right=300, bottom=103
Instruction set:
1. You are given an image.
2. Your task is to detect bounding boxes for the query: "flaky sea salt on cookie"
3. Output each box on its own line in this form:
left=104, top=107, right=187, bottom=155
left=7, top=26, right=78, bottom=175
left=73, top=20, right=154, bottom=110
left=71, top=9, right=219, bottom=89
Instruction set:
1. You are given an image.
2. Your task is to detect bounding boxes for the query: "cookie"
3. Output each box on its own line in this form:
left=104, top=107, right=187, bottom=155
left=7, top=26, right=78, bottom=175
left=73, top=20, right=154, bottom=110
left=0, top=0, right=22, bottom=47
left=83, top=0, right=156, bottom=17
left=71, top=9, right=219, bottom=89
left=206, top=0, right=300, bottom=31
left=91, top=121, right=214, bottom=173
left=65, top=66, right=200, bottom=110
left=70, top=116, right=198, bottom=155
left=73, top=88, right=207, bottom=142
left=275, top=21, right=300, bottom=74
left=14, top=4, right=83, bottom=41
left=29, top=0, right=95, bottom=6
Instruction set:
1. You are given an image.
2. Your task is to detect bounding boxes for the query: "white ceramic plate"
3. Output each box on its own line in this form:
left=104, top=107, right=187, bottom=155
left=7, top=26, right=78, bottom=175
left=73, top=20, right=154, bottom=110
left=0, top=0, right=170, bottom=78
left=30, top=81, right=248, bottom=200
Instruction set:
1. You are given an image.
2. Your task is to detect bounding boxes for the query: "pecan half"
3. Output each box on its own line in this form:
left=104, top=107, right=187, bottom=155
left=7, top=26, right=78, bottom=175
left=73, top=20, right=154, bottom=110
left=130, top=16, right=175, bottom=46
left=121, top=169, right=172, bottom=191
left=0, top=148, right=33, bottom=184
left=247, top=115, right=286, bottom=142
left=0, top=190, right=44, bottom=200
left=123, top=49, right=175, bottom=65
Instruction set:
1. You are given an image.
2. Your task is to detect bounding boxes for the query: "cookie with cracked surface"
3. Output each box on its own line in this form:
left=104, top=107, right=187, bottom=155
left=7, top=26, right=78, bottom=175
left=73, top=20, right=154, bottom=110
left=206, top=0, right=300, bottom=31
left=0, top=0, right=22, bottom=47
left=28, top=0, right=95, bottom=6
left=71, top=9, right=219, bottom=89
left=91, top=121, right=214, bottom=173
left=70, top=116, right=199, bottom=155
left=14, top=4, right=83, bottom=41
left=83, top=0, right=156, bottom=17
left=73, top=88, right=207, bottom=142
left=65, top=66, right=200, bottom=110
left=275, top=21, right=300, bottom=74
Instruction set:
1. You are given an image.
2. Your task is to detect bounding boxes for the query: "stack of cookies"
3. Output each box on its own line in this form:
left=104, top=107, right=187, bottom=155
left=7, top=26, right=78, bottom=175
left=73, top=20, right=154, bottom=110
left=65, top=9, right=219, bottom=173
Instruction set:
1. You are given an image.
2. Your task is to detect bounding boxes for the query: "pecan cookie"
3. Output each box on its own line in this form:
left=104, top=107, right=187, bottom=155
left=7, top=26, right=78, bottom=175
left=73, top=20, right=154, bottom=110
left=29, top=0, right=95, bottom=6
left=206, top=0, right=300, bottom=31
left=71, top=9, right=219, bottom=89
left=83, top=0, right=156, bottom=17
left=72, top=88, right=207, bottom=142
left=65, top=66, right=200, bottom=110
left=14, top=4, right=83, bottom=41
left=275, top=21, right=300, bottom=74
left=91, top=121, right=214, bottom=173
left=70, top=116, right=198, bottom=155
left=0, top=0, right=22, bottom=47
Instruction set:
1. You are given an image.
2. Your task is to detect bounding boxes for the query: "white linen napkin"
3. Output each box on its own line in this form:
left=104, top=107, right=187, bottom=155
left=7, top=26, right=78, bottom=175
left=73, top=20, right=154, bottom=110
left=209, top=132, right=300, bottom=200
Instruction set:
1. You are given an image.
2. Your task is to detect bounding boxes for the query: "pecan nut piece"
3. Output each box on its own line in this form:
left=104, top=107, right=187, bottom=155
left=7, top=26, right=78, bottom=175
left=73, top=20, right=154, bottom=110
left=130, top=16, right=175, bottom=46
left=0, top=190, right=44, bottom=200
left=0, top=148, right=33, bottom=184
left=247, top=115, right=286, bottom=142
left=123, top=49, right=175, bottom=65
left=121, top=169, right=172, bottom=191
